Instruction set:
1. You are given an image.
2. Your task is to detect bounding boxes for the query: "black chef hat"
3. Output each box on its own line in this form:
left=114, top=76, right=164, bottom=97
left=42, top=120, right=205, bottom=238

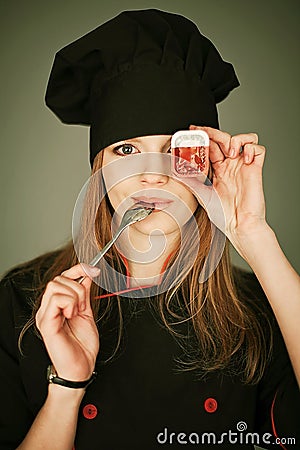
left=45, top=9, right=239, bottom=166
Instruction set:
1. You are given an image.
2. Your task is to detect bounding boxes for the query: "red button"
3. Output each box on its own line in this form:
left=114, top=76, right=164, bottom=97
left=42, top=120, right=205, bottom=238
left=204, top=397, right=218, bottom=413
left=83, top=403, right=98, bottom=419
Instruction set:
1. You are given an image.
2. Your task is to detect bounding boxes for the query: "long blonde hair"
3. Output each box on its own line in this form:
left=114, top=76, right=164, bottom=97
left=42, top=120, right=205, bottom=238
left=15, top=151, right=272, bottom=384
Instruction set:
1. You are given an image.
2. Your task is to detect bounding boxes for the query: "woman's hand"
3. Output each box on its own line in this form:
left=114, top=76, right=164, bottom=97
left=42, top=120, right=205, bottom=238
left=187, top=127, right=300, bottom=385
left=36, top=264, right=100, bottom=381
left=189, top=125, right=269, bottom=253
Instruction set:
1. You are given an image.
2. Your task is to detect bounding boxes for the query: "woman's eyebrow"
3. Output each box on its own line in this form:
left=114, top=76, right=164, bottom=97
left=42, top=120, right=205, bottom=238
left=128, top=137, right=172, bottom=147
left=108, top=137, right=171, bottom=150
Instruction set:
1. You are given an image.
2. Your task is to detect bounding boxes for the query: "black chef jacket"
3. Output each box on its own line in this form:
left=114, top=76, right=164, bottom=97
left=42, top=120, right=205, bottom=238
left=0, top=267, right=299, bottom=450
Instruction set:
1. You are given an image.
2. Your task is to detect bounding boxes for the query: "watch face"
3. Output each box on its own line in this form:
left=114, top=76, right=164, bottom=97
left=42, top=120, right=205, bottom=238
left=47, top=364, right=56, bottom=382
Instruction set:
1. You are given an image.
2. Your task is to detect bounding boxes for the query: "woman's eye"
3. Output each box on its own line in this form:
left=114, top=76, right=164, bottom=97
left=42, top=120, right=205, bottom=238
left=114, top=144, right=139, bottom=156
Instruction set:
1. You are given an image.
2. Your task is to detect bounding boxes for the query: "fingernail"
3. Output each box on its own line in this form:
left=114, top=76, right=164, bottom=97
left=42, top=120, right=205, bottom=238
left=245, top=155, right=250, bottom=163
left=89, top=267, right=100, bottom=276
left=79, top=302, right=86, bottom=312
left=230, top=148, right=235, bottom=157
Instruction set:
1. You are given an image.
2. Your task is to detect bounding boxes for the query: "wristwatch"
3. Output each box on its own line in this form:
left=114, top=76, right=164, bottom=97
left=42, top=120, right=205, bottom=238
left=47, top=365, right=97, bottom=389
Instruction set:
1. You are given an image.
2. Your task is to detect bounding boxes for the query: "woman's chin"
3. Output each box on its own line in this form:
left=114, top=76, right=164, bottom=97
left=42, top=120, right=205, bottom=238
left=131, top=210, right=179, bottom=236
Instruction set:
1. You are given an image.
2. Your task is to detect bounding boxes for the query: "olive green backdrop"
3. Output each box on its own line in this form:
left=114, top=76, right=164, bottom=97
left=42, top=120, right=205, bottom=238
left=1, top=0, right=299, bottom=279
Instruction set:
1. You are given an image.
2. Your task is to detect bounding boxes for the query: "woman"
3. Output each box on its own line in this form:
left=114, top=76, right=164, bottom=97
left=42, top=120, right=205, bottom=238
left=0, top=9, right=299, bottom=450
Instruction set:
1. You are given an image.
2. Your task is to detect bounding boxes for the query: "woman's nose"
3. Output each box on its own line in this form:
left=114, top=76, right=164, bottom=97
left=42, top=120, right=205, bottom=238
left=140, top=172, right=168, bottom=185
left=138, top=153, right=169, bottom=185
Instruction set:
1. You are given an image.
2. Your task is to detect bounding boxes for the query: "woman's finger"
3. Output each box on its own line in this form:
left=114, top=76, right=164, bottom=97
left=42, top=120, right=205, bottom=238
left=190, top=126, right=260, bottom=161
left=61, top=263, right=100, bottom=280
left=38, top=279, right=81, bottom=316
left=36, top=293, right=79, bottom=333
left=243, top=144, right=255, bottom=164
left=230, top=133, right=259, bottom=158
left=190, top=125, right=230, bottom=164
left=41, top=279, right=81, bottom=302
left=53, top=275, right=90, bottom=312
left=243, top=144, right=266, bottom=166
left=190, top=125, right=231, bottom=156
left=209, top=140, right=225, bottom=165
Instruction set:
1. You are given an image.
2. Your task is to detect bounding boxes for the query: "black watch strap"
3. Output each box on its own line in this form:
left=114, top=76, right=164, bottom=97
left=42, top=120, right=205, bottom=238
left=47, top=365, right=97, bottom=389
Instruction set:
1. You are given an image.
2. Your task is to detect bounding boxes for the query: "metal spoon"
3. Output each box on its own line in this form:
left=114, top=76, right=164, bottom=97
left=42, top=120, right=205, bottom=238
left=77, top=204, right=154, bottom=283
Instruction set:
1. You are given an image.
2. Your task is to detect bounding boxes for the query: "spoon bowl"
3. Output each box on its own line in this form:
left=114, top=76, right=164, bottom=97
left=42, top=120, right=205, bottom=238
left=76, top=204, right=154, bottom=283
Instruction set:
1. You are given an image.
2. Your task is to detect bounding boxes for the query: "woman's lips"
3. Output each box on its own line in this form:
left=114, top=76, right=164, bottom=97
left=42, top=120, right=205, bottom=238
left=131, top=196, right=174, bottom=211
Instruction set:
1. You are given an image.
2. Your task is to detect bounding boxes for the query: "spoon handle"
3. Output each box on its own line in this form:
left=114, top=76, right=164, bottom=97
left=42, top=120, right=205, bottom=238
left=75, top=205, right=153, bottom=284
left=89, top=226, right=124, bottom=266
left=76, top=225, right=125, bottom=284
